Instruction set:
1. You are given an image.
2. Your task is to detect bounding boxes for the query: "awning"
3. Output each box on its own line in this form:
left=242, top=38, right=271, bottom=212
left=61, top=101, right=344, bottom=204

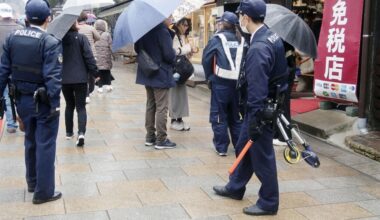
left=97, top=0, right=132, bottom=18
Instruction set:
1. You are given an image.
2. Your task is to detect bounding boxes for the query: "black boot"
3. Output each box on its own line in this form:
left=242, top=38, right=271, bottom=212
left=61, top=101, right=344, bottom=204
left=212, top=186, right=243, bottom=200
left=243, top=205, right=277, bottom=216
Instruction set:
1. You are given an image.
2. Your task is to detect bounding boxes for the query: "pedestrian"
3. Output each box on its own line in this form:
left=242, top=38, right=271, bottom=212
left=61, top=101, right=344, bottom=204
left=135, top=17, right=177, bottom=150
left=0, top=3, right=22, bottom=133
left=94, top=19, right=114, bottom=93
left=169, top=18, right=197, bottom=131
left=62, top=21, right=98, bottom=147
left=213, top=0, right=289, bottom=216
left=0, top=0, right=63, bottom=204
left=77, top=11, right=100, bottom=103
left=202, top=11, right=244, bottom=156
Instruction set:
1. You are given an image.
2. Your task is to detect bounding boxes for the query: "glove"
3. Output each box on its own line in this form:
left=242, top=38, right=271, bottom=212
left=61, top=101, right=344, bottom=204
left=207, top=80, right=212, bottom=90
left=248, top=119, right=263, bottom=141
left=46, top=107, right=60, bottom=121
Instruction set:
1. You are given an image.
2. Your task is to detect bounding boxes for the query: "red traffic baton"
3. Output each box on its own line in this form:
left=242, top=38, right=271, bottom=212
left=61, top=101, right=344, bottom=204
left=228, top=140, right=253, bottom=175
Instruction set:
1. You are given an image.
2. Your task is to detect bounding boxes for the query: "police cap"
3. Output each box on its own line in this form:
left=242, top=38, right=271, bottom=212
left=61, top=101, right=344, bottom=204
left=25, top=0, right=51, bottom=22
left=236, top=0, right=266, bottom=20
left=217, top=11, right=239, bottom=25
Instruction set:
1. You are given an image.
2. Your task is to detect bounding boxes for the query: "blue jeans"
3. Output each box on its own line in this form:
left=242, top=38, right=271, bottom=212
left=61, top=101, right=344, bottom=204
left=4, top=87, right=18, bottom=129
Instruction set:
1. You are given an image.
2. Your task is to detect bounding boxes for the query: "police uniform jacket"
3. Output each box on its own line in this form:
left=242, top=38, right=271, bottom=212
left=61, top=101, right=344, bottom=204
left=135, top=23, right=176, bottom=89
left=245, top=25, right=288, bottom=123
left=62, top=30, right=98, bottom=84
left=202, top=30, right=240, bottom=87
left=0, top=26, right=62, bottom=109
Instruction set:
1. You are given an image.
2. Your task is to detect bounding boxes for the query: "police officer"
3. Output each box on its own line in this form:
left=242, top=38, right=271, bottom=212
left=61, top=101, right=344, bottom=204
left=0, top=0, right=62, bottom=204
left=202, top=11, right=245, bottom=156
left=213, top=0, right=289, bottom=216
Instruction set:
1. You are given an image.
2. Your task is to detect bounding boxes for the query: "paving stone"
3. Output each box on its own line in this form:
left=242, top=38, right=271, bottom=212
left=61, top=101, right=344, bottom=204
left=356, top=200, right=380, bottom=215
left=306, top=188, right=375, bottom=204
left=0, top=200, right=65, bottom=219
left=230, top=209, right=308, bottom=220
left=64, top=194, right=142, bottom=214
left=334, top=154, right=375, bottom=166
left=181, top=199, right=251, bottom=218
left=161, top=175, right=225, bottom=190
left=56, top=164, right=91, bottom=174
left=0, top=177, right=25, bottom=189
left=24, top=211, right=109, bottom=220
left=182, top=164, right=231, bottom=176
left=137, top=188, right=211, bottom=205
left=359, top=184, right=380, bottom=199
left=192, top=216, right=231, bottom=220
left=113, top=151, right=168, bottom=160
left=108, top=204, right=190, bottom=220
left=146, top=157, right=204, bottom=168
left=0, top=189, right=24, bottom=203
left=279, top=179, right=326, bottom=193
left=55, top=183, right=99, bottom=198
left=352, top=163, right=380, bottom=176
left=97, top=179, right=167, bottom=196
left=57, top=154, right=115, bottom=164
left=314, top=175, right=379, bottom=189
left=295, top=203, right=373, bottom=220
left=90, top=160, right=149, bottom=172
left=123, top=167, right=187, bottom=181
left=60, top=171, right=126, bottom=184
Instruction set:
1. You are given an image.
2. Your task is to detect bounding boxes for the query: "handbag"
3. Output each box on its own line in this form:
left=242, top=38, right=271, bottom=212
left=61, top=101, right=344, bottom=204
left=174, top=35, right=194, bottom=84
left=136, top=43, right=160, bottom=77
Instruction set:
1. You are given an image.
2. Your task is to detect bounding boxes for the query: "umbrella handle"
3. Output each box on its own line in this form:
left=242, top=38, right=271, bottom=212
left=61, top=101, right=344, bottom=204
left=228, top=140, right=253, bottom=175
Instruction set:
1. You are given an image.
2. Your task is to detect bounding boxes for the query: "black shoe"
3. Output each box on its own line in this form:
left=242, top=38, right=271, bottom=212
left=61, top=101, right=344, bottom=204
left=27, top=187, right=35, bottom=193
left=145, top=137, right=156, bottom=146
left=76, top=134, right=85, bottom=147
left=243, top=205, right=277, bottom=216
left=155, top=139, right=176, bottom=149
left=212, top=186, right=243, bottom=200
left=32, top=191, right=62, bottom=205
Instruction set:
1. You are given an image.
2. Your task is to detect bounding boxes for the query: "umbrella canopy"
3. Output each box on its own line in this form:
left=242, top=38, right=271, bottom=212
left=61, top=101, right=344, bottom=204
left=47, top=7, right=83, bottom=40
left=112, top=0, right=182, bottom=52
left=265, top=4, right=318, bottom=58
left=63, top=0, right=115, bottom=10
left=173, top=0, right=209, bottom=22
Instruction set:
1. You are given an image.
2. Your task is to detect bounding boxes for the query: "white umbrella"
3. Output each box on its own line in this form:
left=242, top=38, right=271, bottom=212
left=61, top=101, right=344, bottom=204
left=63, top=0, right=115, bottom=11
left=173, top=0, right=209, bottom=22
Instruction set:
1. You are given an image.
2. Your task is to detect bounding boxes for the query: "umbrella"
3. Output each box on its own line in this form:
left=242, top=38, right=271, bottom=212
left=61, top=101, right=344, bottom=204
left=173, top=0, right=209, bottom=22
left=265, top=4, right=318, bottom=58
left=112, top=0, right=183, bottom=52
left=63, top=0, right=115, bottom=10
left=47, top=7, right=83, bottom=40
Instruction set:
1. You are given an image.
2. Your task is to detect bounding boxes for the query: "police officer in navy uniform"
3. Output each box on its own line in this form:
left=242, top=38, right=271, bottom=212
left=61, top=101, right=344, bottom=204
left=0, top=0, right=62, bottom=204
left=213, top=0, right=289, bottom=216
left=202, top=11, right=245, bottom=156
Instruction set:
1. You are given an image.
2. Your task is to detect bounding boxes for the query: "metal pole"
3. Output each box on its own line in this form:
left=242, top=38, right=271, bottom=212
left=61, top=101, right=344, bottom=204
left=357, top=0, right=372, bottom=133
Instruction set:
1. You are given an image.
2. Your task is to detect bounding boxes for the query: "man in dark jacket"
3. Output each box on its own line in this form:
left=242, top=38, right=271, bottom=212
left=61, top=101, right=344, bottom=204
left=135, top=18, right=177, bottom=149
left=202, top=12, right=244, bottom=156
left=0, top=0, right=63, bottom=204
left=213, top=0, right=288, bottom=216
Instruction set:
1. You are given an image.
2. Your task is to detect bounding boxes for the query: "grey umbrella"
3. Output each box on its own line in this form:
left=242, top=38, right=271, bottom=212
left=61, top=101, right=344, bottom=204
left=265, top=4, right=318, bottom=58
left=47, top=7, right=83, bottom=40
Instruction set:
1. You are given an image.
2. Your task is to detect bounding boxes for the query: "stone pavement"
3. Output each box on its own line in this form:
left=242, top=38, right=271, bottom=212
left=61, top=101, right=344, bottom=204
left=0, top=62, right=379, bottom=220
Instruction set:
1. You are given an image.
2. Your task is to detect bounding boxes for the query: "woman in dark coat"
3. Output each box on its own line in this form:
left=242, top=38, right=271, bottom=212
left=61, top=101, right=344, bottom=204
left=62, top=21, right=98, bottom=147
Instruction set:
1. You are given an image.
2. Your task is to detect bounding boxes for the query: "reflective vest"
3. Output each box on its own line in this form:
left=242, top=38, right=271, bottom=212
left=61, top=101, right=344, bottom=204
left=214, top=34, right=245, bottom=80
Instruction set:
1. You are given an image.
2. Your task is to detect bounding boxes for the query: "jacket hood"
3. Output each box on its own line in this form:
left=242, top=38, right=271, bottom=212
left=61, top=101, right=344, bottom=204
left=62, top=30, right=78, bottom=45
left=95, top=19, right=107, bottom=32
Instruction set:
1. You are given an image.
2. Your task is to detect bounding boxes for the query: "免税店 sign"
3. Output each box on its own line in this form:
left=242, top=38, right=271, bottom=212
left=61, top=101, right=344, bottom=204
left=314, top=0, right=364, bottom=103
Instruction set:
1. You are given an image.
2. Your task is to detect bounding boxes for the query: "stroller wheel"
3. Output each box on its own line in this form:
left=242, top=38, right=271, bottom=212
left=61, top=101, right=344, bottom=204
left=283, top=147, right=301, bottom=164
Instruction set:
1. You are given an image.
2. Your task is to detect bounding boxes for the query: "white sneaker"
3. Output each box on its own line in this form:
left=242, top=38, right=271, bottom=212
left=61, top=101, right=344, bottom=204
left=273, top=139, right=287, bottom=146
left=76, top=134, right=85, bottom=147
left=105, top=85, right=113, bottom=92
left=97, top=87, right=104, bottom=93
left=183, top=122, right=190, bottom=131
left=86, top=97, right=91, bottom=104
left=170, top=121, right=184, bottom=131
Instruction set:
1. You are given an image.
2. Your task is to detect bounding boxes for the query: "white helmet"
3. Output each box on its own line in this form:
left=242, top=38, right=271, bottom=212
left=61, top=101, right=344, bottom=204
left=0, top=3, right=13, bottom=19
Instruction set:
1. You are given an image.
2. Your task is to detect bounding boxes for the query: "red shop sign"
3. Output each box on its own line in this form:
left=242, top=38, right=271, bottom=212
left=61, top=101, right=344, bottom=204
left=314, top=0, right=364, bottom=103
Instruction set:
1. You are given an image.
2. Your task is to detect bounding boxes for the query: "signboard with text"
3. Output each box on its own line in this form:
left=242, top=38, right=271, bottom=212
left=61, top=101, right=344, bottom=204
left=314, top=0, right=364, bottom=103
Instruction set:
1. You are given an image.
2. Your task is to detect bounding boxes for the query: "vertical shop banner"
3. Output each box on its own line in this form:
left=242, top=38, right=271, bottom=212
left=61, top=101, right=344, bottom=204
left=314, top=0, right=364, bottom=103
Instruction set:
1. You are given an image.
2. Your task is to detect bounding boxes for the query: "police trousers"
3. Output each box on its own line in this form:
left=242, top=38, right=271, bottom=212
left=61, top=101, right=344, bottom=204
left=16, top=94, right=59, bottom=200
left=210, top=83, right=242, bottom=153
left=226, top=119, right=279, bottom=212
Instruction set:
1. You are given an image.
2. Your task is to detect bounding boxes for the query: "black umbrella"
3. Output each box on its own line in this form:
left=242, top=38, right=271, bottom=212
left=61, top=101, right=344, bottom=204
left=265, top=4, right=318, bottom=58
